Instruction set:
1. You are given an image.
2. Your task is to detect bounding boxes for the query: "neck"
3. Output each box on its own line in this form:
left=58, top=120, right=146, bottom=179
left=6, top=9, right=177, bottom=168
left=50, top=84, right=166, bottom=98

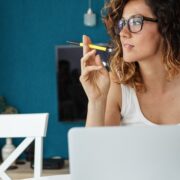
left=138, top=57, right=169, bottom=93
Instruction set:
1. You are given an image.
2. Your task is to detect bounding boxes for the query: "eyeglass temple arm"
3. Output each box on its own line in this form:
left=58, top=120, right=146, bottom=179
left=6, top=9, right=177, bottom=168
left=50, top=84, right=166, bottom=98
left=143, top=16, right=158, bottom=22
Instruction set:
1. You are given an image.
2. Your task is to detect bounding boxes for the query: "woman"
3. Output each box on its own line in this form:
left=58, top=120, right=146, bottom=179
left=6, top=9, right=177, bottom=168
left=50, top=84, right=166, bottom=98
left=80, top=0, right=180, bottom=126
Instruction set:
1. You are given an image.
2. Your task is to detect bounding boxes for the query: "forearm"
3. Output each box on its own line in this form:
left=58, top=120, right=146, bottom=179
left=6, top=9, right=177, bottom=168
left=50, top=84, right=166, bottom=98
left=86, top=99, right=107, bottom=127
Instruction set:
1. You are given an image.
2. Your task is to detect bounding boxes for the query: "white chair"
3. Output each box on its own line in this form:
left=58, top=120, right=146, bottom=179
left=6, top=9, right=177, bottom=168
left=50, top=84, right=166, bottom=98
left=0, top=113, right=49, bottom=180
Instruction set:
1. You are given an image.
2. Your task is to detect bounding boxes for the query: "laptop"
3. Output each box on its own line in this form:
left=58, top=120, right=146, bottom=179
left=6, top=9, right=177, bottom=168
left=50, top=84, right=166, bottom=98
left=68, top=125, right=180, bottom=180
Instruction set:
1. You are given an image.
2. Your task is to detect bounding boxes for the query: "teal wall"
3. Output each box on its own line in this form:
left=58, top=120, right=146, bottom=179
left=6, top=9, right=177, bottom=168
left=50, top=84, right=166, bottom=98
left=0, top=0, right=109, bottom=158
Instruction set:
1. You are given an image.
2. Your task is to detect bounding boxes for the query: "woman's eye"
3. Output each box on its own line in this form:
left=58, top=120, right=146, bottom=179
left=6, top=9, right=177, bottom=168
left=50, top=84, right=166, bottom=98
left=130, top=19, right=141, bottom=25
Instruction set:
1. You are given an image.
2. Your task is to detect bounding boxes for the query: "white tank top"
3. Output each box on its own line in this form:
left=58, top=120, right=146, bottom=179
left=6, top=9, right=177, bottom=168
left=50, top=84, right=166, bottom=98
left=121, top=84, right=157, bottom=126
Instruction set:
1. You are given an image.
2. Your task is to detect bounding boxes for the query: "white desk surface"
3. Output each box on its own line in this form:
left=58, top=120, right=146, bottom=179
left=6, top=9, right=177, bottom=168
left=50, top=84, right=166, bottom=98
left=23, top=174, right=70, bottom=180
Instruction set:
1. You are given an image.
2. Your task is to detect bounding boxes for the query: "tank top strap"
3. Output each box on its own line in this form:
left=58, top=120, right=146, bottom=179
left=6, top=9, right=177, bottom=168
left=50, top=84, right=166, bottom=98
left=121, top=84, right=157, bottom=126
left=121, top=84, right=141, bottom=125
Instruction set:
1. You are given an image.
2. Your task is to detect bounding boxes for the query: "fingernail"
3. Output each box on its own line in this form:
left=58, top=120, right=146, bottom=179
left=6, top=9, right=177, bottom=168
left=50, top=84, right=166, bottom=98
left=91, top=49, right=96, bottom=54
left=83, top=35, right=86, bottom=42
left=97, top=66, right=102, bottom=69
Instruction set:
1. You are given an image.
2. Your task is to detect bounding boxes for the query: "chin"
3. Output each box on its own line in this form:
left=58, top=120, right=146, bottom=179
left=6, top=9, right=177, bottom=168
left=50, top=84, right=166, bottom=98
left=123, top=55, right=137, bottom=63
left=122, top=50, right=139, bottom=62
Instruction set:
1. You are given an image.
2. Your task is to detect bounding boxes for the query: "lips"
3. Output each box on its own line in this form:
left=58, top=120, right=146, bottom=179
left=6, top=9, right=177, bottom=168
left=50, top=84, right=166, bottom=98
left=123, top=43, right=134, bottom=49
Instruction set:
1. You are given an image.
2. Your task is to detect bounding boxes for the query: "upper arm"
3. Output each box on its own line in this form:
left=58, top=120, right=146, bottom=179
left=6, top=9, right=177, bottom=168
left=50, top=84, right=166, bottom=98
left=105, top=73, right=122, bottom=126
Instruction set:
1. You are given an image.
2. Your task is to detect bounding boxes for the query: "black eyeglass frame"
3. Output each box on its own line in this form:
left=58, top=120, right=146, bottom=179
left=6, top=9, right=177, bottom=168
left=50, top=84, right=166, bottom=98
left=116, top=14, right=158, bottom=34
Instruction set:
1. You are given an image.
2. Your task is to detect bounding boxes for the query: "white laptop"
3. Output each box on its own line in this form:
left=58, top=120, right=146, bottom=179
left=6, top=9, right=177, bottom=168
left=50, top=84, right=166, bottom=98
left=68, top=125, right=180, bottom=180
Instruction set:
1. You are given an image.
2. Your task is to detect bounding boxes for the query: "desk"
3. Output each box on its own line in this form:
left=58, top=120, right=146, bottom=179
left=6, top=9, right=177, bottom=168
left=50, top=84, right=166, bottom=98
left=23, top=174, right=70, bottom=180
left=3, top=160, right=69, bottom=180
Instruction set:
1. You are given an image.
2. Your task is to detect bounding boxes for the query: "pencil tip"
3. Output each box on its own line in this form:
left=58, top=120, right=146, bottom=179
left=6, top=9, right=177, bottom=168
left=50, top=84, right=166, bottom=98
left=66, top=41, right=79, bottom=46
left=66, top=41, right=72, bottom=43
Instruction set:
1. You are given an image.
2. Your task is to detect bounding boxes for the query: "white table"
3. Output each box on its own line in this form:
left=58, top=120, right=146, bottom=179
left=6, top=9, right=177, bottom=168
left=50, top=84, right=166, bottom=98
left=23, top=174, right=70, bottom=180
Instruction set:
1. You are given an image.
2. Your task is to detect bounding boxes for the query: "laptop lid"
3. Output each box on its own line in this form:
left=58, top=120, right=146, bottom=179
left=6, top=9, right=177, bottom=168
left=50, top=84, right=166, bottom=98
left=68, top=126, right=180, bottom=180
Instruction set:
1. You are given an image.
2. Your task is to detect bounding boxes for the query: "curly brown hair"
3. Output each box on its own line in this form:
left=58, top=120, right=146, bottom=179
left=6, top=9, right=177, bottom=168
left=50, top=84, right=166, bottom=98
left=102, top=0, right=180, bottom=91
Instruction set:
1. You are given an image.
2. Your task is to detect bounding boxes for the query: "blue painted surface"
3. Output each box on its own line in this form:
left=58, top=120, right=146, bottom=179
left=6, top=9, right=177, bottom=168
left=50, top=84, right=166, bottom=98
left=0, top=0, right=109, bottom=158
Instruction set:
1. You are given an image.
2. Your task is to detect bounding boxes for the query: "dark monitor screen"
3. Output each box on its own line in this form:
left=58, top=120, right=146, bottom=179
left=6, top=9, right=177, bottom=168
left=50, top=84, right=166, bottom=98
left=56, top=45, right=109, bottom=122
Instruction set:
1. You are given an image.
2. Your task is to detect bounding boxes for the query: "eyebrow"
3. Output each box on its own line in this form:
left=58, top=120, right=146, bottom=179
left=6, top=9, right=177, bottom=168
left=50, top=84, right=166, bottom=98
left=122, top=13, right=147, bottom=19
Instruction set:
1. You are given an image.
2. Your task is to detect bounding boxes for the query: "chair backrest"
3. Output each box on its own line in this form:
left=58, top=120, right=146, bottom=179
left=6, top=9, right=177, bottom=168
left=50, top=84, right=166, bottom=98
left=0, top=113, right=49, bottom=180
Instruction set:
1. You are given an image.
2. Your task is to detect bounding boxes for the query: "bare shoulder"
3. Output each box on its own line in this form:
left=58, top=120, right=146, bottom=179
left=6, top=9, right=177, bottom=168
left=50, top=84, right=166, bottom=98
left=104, top=72, right=122, bottom=126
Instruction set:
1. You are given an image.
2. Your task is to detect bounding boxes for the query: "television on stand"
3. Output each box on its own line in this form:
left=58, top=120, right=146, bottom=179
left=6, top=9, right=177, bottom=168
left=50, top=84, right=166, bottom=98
left=56, top=45, right=109, bottom=122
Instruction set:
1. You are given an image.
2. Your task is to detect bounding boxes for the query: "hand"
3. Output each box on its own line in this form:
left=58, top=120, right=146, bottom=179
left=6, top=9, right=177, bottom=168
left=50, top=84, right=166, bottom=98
left=79, top=35, right=110, bottom=101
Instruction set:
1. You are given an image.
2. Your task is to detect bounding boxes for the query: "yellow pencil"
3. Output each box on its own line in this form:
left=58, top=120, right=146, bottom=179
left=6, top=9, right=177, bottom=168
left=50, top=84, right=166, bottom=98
left=66, top=41, right=112, bottom=53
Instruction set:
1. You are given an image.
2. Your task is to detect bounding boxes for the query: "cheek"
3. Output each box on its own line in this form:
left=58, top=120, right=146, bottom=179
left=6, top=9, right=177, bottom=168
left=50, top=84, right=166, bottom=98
left=137, top=35, right=162, bottom=53
left=122, top=27, right=163, bottom=62
left=135, top=28, right=163, bottom=57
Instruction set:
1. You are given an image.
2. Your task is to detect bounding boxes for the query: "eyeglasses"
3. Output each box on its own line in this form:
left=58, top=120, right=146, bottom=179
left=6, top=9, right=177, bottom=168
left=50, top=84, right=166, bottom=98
left=115, top=14, right=158, bottom=34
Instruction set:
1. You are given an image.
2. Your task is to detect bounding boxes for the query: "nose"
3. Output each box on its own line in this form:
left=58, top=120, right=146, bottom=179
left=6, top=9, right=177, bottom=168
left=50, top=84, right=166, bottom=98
left=119, top=25, right=131, bottom=38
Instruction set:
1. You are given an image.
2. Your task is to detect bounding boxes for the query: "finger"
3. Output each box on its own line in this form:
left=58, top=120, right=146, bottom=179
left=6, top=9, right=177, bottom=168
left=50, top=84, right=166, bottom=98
left=83, top=35, right=92, bottom=56
left=95, top=54, right=108, bottom=73
left=80, top=66, right=102, bottom=78
left=81, top=49, right=96, bottom=70
left=95, top=54, right=103, bottom=66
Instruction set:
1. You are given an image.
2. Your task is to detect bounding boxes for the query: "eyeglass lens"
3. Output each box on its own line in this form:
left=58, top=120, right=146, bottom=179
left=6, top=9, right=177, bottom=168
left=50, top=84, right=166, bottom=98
left=117, top=17, right=143, bottom=34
